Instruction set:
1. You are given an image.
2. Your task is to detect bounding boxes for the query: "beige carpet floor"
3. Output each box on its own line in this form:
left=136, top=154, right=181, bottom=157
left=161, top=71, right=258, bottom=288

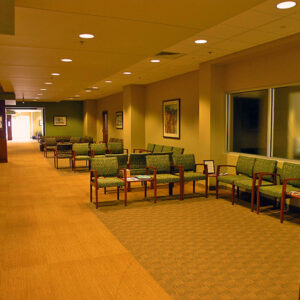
left=92, top=185, right=300, bottom=299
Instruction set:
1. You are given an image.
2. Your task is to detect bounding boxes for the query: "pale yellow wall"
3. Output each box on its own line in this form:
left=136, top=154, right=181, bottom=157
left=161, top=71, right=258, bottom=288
left=83, top=100, right=97, bottom=140
left=96, top=93, right=123, bottom=142
left=145, top=71, right=199, bottom=158
left=32, top=111, right=42, bottom=136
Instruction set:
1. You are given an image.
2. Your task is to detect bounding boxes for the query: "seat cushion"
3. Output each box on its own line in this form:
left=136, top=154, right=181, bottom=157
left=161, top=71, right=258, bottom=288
left=235, top=178, right=274, bottom=190
left=97, top=177, right=125, bottom=188
left=75, top=155, right=90, bottom=160
left=150, top=174, right=180, bottom=183
left=175, top=171, right=206, bottom=181
left=218, top=174, right=248, bottom=184
left=258, top=184, right=300, bottom=198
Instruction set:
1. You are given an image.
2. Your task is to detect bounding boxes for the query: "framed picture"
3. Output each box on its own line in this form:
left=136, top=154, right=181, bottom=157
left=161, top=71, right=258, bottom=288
left=53, top=115, right=67, bottom=126
left=115, top=111, right=123, bottom=129
left=162, top=98, right=180, bottom=139
left=203, top=160, right=215, bottom=174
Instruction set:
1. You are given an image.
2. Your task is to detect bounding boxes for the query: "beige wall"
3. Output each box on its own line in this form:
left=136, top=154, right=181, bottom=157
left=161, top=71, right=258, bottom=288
left=83, top=100, right=97, bottom=140
left=96, top=93, right=123, bottom=142
left=145, top=71, right=199, bottom=158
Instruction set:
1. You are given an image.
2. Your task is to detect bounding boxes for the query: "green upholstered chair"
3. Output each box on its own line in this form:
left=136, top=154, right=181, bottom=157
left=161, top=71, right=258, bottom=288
left=146, top=154, right=183, bottom=202
left=90, top=143, right=107, bottom=158
left=107, top=142, right=128, bottom=154
left=105, top=154, right=128, bottom=169
left=72, top=143, right=90, bottom=171
left=44, top=137, right=57, bottom=158
left=172, top=147, right=184, bottom=155
left=162, top=145, right=173, bottom=153
left=54, top=143, right=73, bottom=169
left=133, top=143, right=155, bottom=153
left=173, top=154, right=208, bottom=198
left=232, top=158, right=277, bottom=209
left=80, top=136, right=94, bottom=143
left=128, top=153, right=147, bottom=175
left=90, top=157, right=126, bottom=208
left=257, top=162, right=300, bottom=223
left=70, top=137, right=81, bottom=144
left=153, top=144, right=164, bottom=153
left=216, top=156, right=256, bottom=199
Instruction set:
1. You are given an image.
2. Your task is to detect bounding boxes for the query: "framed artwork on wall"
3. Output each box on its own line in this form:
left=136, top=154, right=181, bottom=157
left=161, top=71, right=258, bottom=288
left=162, top=98, right=180, bottom=139
left=53, top=115, right=67, bottom=126
left=115, top=111, right=123, bottom=129
left=203, top=160, right=215, bottom=174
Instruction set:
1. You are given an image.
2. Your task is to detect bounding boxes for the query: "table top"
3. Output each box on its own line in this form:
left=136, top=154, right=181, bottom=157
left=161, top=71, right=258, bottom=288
left=125, top=176, right=153, bottom=182
left=286, top=191, right=300, bottom=199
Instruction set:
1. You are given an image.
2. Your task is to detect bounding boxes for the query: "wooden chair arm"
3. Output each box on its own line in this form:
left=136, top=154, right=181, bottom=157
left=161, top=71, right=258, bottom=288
left=283, top=178, right=300, bottom=185
left=195, top=163, right=208, bottom=176
left=90, top=169, right=98, bottom=182
left=257, top=173, right=279, bottom=187
left=145, top=166, right=157, bottom=176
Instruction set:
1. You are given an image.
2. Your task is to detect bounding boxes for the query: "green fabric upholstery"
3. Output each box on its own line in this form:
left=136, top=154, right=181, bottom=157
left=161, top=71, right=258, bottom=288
left=128, top=153, right=147, bottom=175
left=105, top=154, right=128, bottom=169
left=236, top=156, right=255, bottom=177
left=218, top=174, right=248, bottom=184
left=147, top=143, right=155, bottom=152
left=153, top=144, right=164, bottom=153
left=70, top=137, right=81, bottom=143
left=91, top=157, right=119, bottom=177
left=90, top=143, right=106, bottom=155
left=146, top=155, right=170, bottom=174
left=97, top=177, right=125, bottom=188
left=162, top=145, right=173, bottom=152
left=74, top=155, right=90, bottom=161
left=172, top=147, right=184, bottom=155
left=80, top=136, right=93, bottom=143
left=94, top=155, right=105, bottom=158
left=175, top=171, right=206, bottom=181
left=234, top=178, right=274, bottom=190
left=280, top=162, right=300, bottom=187
left=73, top=143, right=89, bottom=155
left=107, top=142, right=123, bottom=154
left=173, top=154, right=196, bottom=172
left=149, top=174, right=180, bottom=183
left=259, top=184, right=300, bottom=198
left=253, top=158, right=277, bottom=182
left=44, top=137, right=56, bottom=146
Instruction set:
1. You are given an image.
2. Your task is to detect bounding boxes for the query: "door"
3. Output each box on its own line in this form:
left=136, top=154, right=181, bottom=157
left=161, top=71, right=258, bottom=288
left=102, top=111, right=108, bottom=144
left=7, top=115, right=12, bottom=140
left=12, top=115, right=30, bottom=141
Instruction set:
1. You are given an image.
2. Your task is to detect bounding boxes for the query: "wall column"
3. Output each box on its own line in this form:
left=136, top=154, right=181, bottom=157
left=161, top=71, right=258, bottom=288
left=0, top=100, right=8, bottom=163
left=123, top=85, right=146, bottom=152
left=83, top=100, right=97, bottom=140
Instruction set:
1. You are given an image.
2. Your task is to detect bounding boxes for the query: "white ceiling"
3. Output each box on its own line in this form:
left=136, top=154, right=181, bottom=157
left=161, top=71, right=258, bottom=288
left=0, top=0, right=299, bottom=102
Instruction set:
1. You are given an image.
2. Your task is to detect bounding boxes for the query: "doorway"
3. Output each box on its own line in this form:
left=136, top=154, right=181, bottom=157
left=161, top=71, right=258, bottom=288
left=102, top=111, right=108, bottom=144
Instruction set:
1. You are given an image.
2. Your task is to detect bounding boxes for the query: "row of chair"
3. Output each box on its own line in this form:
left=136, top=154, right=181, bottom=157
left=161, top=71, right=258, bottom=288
left=216, top=156, right=300, bottom=223
left=133, top=143, right=184, bottom=155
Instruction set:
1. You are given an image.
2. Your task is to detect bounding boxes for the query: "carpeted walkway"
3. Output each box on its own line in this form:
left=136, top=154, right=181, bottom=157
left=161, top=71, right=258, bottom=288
left=91, top=188, right=300, bottom=299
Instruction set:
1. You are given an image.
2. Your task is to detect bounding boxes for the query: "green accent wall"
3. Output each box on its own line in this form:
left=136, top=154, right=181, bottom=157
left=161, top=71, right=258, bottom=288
left=8, top=101, right=84, bottom=137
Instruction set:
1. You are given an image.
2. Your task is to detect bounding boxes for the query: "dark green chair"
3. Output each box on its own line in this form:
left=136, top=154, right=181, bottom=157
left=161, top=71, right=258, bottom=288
left=146, top=154, right=183, bottom=202
left=70, top=137, right=81, bottom=144
left=233, top=158, right=277, bottom=210
left=105, top=154, right=128, bottom=169
left=257, top=162, right=300, bottom=223
left=107, top=142, right=128, bottom=154
left=133, top=143, right=155, bottom=153
left=44, top=137, right=57, bottom=158
left=72, top=143, right=90, bottom=171
left=90, top=157, right=126, bottom=208
left=216, top=156, right=256, bottom=199
left=128, top=153, right=147, bottom=175
left=172, top=147, right=184, bottom=155
left=90, top=143, right=107, bottom=158
left=173, top=154, right=208, bottom=198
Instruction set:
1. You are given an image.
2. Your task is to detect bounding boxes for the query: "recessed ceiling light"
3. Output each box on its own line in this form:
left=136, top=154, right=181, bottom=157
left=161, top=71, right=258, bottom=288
left=51, top=72, right=60, bottom=76
left=150, top=59, right=160, bottom=63
left=37, top=94, right=43, bottom=96
left=277, top=1, right=296, bottom=9
left=74, top=95, right=80, bottom=98
left=123, top=71, right=132, bottom=75
left=44, top=82, right=53, bottom=85
left=68, top=97, right=74, bottom=100
left=35, top=97, right=40, bottom=99
left=105, top=80, right=112, bottom=83
left=33, top=100, right=37, bottom=102
left=194, top=39, right=208, bottom=44
left=85, top=89, right=92, bottom=92
left=79, top=33, right=95, bottom=39
left=61, top=58, right=72, bottom=62
left=40, top=88, right=46, bottom=91
left=92, top=86, right=99, bottom=90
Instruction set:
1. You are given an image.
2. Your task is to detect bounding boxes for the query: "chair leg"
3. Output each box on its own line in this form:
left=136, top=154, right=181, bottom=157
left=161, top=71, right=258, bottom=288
left=144, top=182, right=147, bottom=198
left=232, top=183, right=235, bottom=205
left=256, top=190, right=261, bottom=214
left=216, top=179, right=219, bottom=199
left=154, top=180, right=157, bottom=203
left=90, top=184, right=92, bottom=202
left=96, top=187, right=98, bottom=209
left=205, top=178, right=208, bottom=198
left=117, top=186, right=120, bottom=200
left=104, top=187, right=106, bottom=194
left=251, top=186, right=255, bottom=212
left=124, top=183, right=127, bottom=206
left=237, top=187, right=240, bottom=199
left=193, top=181, right=195, bottom=193
left=169, top=183, right=173, bottom=196
left=280, top=195, right=285, bottom=223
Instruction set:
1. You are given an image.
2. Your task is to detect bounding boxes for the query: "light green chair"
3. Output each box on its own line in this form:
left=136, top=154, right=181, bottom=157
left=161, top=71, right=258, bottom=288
left=90, top=143, right=107, bottom=158
left=133, top=143, right=155, bottom=153
left=153, top=144, right=164, bottom=153
left=162, top=145, right=173, bottom=153
left=43, top=137, right=57, bottom=158
left=90, top=157, right=126, bottom=208
left=257, top=162, right=300, bottom=222
left=173, top=154, right=208, bottom=198
left=72, top=143, right=90, bottom=171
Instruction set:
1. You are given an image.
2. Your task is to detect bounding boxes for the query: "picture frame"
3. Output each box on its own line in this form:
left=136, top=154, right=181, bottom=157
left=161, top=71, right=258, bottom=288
left=115, top=111, right=123, bottom=129
left=203, top=160, right=215, bottom=174
left=162, top=98, right=180, bottom=139
left=53, top=115, right=67, bottom=126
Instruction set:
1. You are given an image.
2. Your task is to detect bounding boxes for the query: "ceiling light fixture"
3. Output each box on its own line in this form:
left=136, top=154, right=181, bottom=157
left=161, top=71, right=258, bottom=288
left=123, top=71, right=132, bottom=75
left=68, top=97, right=74, bottom=100
left=35, top=97, right=40, bottom=99
left=92, top=86, right=99, bottom=90
left=61, top=58, right=72, bottom=62
left=194, top=39, right=208, bottom=44
left=150, top=59, right=160, bottom=63
left=105, top=80, right=112, bottom=83
left=79, top=33, right=95, bottom=39
left=277, top=1, right=296, bottom=9
left=74, top=95, right=80, bottom=98
left=33, top=100, right=38, bottom=102
left=51, top=72, right=60, bottom=76
left=44, top=82, right=53, bottom=85
left=40, top=88, right=47, bottom=91
left=37, top=94, right=43, bottom=96
left=85, top=89, right=92, bottom=92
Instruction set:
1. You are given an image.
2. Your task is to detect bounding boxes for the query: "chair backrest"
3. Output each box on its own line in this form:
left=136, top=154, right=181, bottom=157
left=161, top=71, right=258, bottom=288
left=56, top=136, right=64, bottom=143
left=80, top=136, right=93, bottom=143
left=90, top=143, right=106, bottom=155
left=62, top=136, right=71, bottom=142
left=147, top=143, right=155, bottom=152
left=162, top=145, right=173, bottom=153
left=91, top=157, right=119, bottom=177
left=172, top=147, right=184, bottom=155
left=105, top=154, right=128, bottom=169
left=253, top=158, right=277, bottom=182
left=72, top=143, right=89, bottom=155
left=236, top=156, right=256, bottom=177
left=146, top=155, right=171, bottom=174
left=129, top=153, right=147, bottom=170
left=173, top=154, right=196, bottom=172
left=45, top=137, right=57, bottom=146
left=281, top=162, right=300, bottom=187
left=107, top=142, right=123, bottom=154
left=70, top=137, right=81, bottom=143
left=153, top=144, right=164, bottom=153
